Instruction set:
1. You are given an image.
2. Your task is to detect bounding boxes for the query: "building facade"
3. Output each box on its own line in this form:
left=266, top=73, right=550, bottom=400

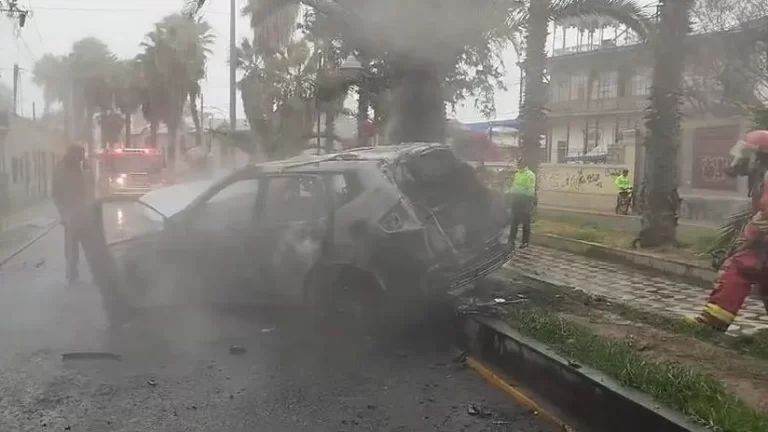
left=0, top=111, right=67, bottom=213
left=545, top=37, right=751, bottom=204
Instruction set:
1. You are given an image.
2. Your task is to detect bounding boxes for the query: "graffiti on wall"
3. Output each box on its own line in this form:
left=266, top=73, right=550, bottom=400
left=692, top=126, right=738, bottom=191
left=540, top=166, right=626, bottom=195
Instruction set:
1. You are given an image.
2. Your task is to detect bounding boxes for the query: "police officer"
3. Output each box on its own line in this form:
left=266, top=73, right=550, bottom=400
left=507, top=160, right=536, bottom=248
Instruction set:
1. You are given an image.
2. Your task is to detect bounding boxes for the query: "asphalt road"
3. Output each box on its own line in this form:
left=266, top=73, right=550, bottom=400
left=0, top=206, right=553, bottom=432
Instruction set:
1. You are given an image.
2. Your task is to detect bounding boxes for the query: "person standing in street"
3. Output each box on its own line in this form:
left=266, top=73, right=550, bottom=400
left=52, top=145, right=89, bottom=284
left=507, top=160, right=536, bottom=249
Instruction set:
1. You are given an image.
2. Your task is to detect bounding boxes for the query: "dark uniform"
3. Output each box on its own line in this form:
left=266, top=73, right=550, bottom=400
left=52, top=145, right=88, bottom=283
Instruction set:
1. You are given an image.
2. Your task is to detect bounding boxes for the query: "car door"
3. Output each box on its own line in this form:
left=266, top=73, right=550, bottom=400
left=173, top=175, right=262, bottom=295
left=88, top=195, right=170, bottom=310
left=257, top=174, right=332, bottom=301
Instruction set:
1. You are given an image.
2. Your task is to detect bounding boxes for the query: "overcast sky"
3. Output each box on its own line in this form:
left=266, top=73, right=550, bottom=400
left=0, top=0, right=657, bottom=126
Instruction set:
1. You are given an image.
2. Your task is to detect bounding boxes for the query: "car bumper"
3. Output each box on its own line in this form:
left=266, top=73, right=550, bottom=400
left=425, top=237, right=513, bottom=295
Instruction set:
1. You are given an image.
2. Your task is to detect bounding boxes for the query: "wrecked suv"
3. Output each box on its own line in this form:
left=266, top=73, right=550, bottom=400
left=92, top=143, right=511, bottom=326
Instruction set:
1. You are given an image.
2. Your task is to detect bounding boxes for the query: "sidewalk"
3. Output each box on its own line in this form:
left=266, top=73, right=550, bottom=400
left=0, top=200, right=59, bottom=266
left=504, top=245, right=768, bottom=336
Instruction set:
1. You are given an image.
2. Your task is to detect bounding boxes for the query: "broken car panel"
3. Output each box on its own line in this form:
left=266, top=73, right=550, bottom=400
left=91, top=143, right=512, bottom=318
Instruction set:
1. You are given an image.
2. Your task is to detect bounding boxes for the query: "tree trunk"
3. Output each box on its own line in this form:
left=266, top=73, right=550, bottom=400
left=357, top=83, right=370, bottom=148
left=636, top=0, right=693, bottom=248
left=124, top=113, right=132, bottom=148
left=519, top=0, right=550, bottom=172
left=99, top=109, right=108, bottom=149
left=85, top=108, right=95, bottom=156
left=190, top=92, right=202, bottom=149
left=389, top=61, right=445, bottom=144
left=167, top=124, right=177, bottom=166
left=149, top=120, right=159, bottom=149
left=324, top=106, right=336, bottom=153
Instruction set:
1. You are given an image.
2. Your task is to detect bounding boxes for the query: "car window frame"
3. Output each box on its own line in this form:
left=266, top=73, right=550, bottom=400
left=180, top=171, right=263, bottom=227
left=256, top=173, right=334, bottom=225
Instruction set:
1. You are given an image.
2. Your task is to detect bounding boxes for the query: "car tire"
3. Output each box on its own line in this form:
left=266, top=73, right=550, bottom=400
left=304, top=266, right=386, bottom=337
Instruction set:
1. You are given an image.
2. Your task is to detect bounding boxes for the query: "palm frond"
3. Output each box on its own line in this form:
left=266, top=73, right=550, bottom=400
left=550, top=0, right=652, bottom=40
left=710, top=205, right=752, bottom=253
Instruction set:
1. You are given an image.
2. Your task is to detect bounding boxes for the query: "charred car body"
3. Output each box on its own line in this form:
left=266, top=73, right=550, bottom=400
left=93, top=143, right=511, bottom=325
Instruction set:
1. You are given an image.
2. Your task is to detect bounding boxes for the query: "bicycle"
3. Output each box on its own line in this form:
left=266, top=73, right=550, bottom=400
left=615, top=189, right=633, bottom=215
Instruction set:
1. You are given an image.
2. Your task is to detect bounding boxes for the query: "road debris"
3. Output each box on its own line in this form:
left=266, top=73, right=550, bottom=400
left=147, top=379, right=157, bottom=387
left=229, top=345, right=247, bottom=355
left=467, top=403, right=493, bottom=418
left=61, top=352, right=122, bottom=361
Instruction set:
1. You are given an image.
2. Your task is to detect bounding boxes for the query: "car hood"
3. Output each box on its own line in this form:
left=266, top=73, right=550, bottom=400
left=138, top=179, right=214, bottom=220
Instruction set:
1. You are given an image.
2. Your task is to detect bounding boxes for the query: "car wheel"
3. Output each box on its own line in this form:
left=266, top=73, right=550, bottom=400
left=305, top=267, right=385, bottom=337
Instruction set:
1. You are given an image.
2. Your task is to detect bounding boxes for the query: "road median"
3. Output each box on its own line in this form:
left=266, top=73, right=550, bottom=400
left=461, top=273, right=768, bottom=431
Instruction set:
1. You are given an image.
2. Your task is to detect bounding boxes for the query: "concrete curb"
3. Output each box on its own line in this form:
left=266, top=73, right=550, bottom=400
left=457, top=315, right=707, bottom=432
left=0, top=221, right=59, bottom=268
left=533, top=234, right=716, bottom=287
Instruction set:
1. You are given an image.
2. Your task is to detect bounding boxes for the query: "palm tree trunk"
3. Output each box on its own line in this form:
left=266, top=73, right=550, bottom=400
left=324, top=106, right=336, bottom=153
left=389, top=61, right=445, bottom=144
left=190, top=92, right=203, bottom=149
left=636, top=0, right=693, bottom=247
left=520, top=0, right=550, bottom=172
left=99, top=109, right=108, bottom=149
left=357, top=83, right=370, bottom=148
left=124, top=113, right=132, bottom=148
left=150, top=120, right=159, bottom=148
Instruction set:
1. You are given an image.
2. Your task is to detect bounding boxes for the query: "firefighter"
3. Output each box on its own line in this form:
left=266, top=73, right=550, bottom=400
left=52, top=145, right=89, bottom=284
left=692, top=130, right=768, bottom=331
left=507, top=160, right=536, bottom=249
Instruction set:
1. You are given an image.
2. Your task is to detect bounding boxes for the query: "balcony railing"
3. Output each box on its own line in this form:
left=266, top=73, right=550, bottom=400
left=548, top=96, right=647, bottom=115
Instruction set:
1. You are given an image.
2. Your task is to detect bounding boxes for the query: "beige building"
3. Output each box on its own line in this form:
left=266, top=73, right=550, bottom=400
left=0, top=111, right=67, bottom=211
left=544, top=34, right=753, bottom=221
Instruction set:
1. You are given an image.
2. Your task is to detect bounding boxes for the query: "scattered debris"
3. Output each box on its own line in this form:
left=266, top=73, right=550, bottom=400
left=62, top=352, right=122, bottom=361
left=147, top=379, right=157, bottom=387
left=34, top=259, right=46, bottom=268
left=229, top=345, right=247, bottom=355
left=452, top=349, right=469, bottom=364
left=567, top=360, right=582, bottom=369
left=261, top=327, right=276, bottom=333
left=467, top=403, right=493, bottom=418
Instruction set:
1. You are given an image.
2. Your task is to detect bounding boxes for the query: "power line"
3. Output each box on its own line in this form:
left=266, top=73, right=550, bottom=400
left=31, top=6, right=228, bottom=15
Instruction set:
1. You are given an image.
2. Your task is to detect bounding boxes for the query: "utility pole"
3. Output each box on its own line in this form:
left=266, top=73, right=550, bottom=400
left=12, top=64, right=19, bottom=115
left=228, top=0, right=236, bottom=166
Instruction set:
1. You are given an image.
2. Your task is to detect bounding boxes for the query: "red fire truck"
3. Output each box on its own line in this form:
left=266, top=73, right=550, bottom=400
left=95, top=147, right=166, bottom=197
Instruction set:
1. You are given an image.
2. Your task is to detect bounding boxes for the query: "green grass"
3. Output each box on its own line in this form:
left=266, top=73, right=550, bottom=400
left=506, top=308, right=768, bottom=432
left=500, top=272, right=768, bottom=361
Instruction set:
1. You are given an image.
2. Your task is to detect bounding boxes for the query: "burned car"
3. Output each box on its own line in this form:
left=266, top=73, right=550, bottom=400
left=92, top=143, right=511, bottom=327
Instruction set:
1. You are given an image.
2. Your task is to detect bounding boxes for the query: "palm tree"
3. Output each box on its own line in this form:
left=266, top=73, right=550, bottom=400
left=111, top=59, right=145, bottom=147
left=139, top=14, right=214, bottom=163
left=68, top=37, right=116, bottom=152
left=634, top=0, right=694, bottom=248
left=233, top=0, right=648, bottom=147
left=32, top=54, right=68, bottom=115
left=238, top=38, right=320, bottom=158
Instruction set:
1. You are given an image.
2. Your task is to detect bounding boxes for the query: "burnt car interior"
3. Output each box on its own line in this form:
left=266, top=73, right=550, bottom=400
left=394, top=149, right=498, bottom=258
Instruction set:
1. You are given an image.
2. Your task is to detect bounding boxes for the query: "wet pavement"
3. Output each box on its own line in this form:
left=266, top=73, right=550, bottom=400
left=0, top=207, right=552, bottom=431
left=505, top=245, right=768, bottom=336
